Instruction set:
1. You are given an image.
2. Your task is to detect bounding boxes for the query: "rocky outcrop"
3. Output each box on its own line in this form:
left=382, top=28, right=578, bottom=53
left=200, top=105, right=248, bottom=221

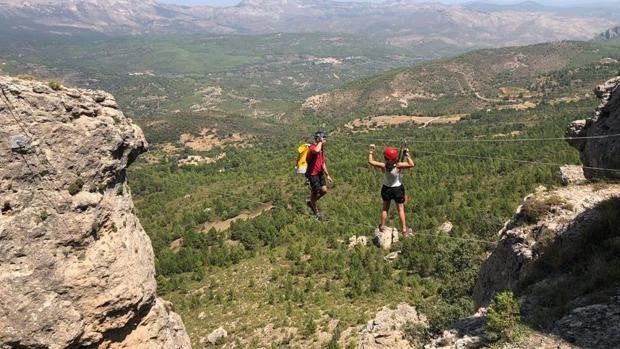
left=551, top=295, right=620, bottom=348
left=426, top=183, right=620, bottom=349
left=473, top=184, right=620, bottom=308
left=424, top=309, right=486, bottom=349
left=206, top=327, right=228, bottom=345
left=596, top=26, right=620, bottom=40
left=558, top=165, right=586, bottom=186
left=566, top=75, right=620, bottom=180
left=0, top=76, right=190, bottom=348
left=358, top=303, right=428, bottom=349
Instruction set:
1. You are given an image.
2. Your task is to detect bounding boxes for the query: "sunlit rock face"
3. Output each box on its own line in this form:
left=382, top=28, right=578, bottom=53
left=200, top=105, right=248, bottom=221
left=0, top=75, right=190, bottom=348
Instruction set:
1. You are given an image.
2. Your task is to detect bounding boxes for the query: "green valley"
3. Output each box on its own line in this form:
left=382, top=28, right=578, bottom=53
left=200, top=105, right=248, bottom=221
left=2, top=23, right=620, bottom=347
left=121, top=38, right=620, bottom=346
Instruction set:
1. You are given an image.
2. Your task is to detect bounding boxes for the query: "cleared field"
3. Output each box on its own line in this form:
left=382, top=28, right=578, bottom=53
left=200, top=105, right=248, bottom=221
left=345, top=114, right=466, bottom=130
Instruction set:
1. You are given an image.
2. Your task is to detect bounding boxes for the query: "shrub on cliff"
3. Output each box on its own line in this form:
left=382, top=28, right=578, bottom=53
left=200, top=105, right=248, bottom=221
left=48, top=80, right=62, bottom=91
left=485, top=291, right=522, bottom=343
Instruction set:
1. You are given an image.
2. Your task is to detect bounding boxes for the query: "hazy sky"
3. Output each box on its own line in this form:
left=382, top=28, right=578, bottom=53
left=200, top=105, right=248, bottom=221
left=159, top=0, right=609, bottom=7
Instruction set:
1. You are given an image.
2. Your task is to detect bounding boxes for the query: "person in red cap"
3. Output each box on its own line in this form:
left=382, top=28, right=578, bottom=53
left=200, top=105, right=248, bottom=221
left=368, top=144, right=415, bottom=236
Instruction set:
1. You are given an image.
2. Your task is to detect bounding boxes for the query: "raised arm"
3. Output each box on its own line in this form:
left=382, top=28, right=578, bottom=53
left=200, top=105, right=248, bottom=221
left=397, top=148, right=415, bottom=169
left=368, top=144, right=385, bottom=169
left=311, top=140, right=323, bottom=153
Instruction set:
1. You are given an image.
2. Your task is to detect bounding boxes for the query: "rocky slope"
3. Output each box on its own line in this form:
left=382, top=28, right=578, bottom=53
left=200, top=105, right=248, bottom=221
left=422, top=76, right=620, bottom=348
left=566, top=75, right=620, bottom=180
left=0, top=75, right=190, bottom=348
left=358, top=304, right=428, bottom=349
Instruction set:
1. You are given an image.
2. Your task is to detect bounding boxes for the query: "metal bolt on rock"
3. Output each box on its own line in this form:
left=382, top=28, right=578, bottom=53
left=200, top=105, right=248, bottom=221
left=9, top=134, right=28, bottom=151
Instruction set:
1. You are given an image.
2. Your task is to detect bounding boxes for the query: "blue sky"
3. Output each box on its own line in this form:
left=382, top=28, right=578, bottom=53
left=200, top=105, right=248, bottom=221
left=158, top=0, right=608, bottom=7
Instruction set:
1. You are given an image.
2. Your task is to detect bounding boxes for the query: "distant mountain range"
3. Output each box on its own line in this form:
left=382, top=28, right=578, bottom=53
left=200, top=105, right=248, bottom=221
left=0, top=0, right=617, bottom=50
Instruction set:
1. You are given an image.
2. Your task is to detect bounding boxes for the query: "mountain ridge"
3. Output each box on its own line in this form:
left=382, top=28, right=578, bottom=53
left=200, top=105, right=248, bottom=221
left=0, top=0, right=615, bottom=51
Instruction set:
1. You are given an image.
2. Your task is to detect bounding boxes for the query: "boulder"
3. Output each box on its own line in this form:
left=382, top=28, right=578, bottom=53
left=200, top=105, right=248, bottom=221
left=424, top=308, right=486, bottom=349
left=373, top=226, right=399, bottom=250
left=358, top=303, right=428, bottom=349
left=384, top=251, right=400, bottom=262
left=208, top=326, right=228, bottom=345
left=559, top=165, right=586, bottom=186
left=349, top=235, right=369, bottom=248
left=437, top=221, right=453, bottom=234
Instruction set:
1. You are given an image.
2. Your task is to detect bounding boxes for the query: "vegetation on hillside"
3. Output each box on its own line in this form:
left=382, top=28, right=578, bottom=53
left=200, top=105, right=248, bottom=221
left=127, top=96, right=598, bottom=346
left=305, top=39, right=620, bottom=123
left=2, top=26, right=619, bottom=346
left=0, top=32, right=420, bottom=134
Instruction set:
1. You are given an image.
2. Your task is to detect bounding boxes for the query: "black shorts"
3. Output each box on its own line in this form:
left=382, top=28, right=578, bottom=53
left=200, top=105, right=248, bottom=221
left=381, top=185, right=406, bottom=204
left=307, top=173, right=326, bottom=193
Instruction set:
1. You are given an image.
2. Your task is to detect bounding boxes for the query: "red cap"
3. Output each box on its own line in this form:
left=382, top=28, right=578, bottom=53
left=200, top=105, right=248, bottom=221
left=383, top=147, right=398, bottom=161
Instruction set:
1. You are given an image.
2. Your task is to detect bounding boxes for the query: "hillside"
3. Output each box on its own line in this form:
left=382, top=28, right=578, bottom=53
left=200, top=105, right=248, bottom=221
left=124, top=47, right=620, bottom=347
left=302, top=39, right=620, bottom=124
left=0, top=31, right=421, bottom=145
left=430, top=77, right=620, bottom=348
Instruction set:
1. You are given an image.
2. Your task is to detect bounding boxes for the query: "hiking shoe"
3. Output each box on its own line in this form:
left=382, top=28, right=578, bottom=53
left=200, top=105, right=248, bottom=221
left=402, top=227, right=413, bottom=237
left=314, top=212, right=323, bottom=221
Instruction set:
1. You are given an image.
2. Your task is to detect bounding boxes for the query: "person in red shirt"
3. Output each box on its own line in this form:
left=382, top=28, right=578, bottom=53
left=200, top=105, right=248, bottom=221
left=306, top=131, right=333, bottom=220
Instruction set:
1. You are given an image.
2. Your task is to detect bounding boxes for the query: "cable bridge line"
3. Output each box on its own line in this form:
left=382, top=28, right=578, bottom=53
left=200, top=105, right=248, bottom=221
left=187, top=186, right=501, bottom=246
left=338, top=133, right=620, bottom=144
left=337, top=138, right=620, bottom=173
left=137, top=131, right=620, bottom=247
left=266, top=129, right=620, bottom=173
left=150, top=175, right=502, bottom=247
left=6, top=90, right=613, bottom=247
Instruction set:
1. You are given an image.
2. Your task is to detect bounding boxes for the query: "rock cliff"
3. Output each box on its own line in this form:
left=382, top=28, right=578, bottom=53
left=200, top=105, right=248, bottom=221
left=424, top=76, right=620, bottom=348
left=566, top=75, right=620, bottom=180
left=0, top=76, right=190, bottom=348
left=472, top=184, right=620, bottom=309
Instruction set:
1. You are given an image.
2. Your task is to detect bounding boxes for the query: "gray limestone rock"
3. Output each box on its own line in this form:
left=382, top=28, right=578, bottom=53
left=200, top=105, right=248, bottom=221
left=473, top=184, right=620, bottom=308
left=373, top=226, right=399, bottom=250
left=552, top=296, right=620, bottom=349
left=349, top=235, right=369, bottom=249
left=358, top=303, right=428, bottom=349
left=207, top=327, right=228, bottom=345
left=0, top=75, right=190, bottom=348
left=566, top=76, right=620, bottom=180
left=424, top=308, right=486, bottom=349
left=559, top=165, right=586, bottom=186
